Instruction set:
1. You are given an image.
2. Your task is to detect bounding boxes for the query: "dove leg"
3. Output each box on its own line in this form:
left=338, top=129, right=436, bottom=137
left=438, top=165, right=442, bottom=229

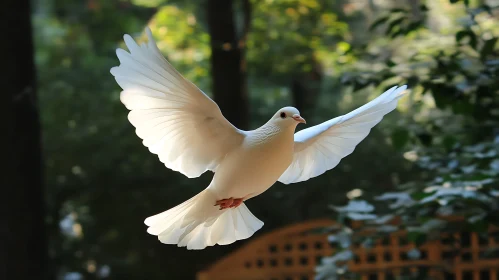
left=215, top=197, right=245, bottom=210
left=214, top=198, right=234, bottom=210
left=230, top=198, right=243, bottom=208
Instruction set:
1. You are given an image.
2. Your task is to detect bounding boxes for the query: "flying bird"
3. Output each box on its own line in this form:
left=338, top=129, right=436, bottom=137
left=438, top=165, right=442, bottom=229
left=110, top=28, right=408, bottom=250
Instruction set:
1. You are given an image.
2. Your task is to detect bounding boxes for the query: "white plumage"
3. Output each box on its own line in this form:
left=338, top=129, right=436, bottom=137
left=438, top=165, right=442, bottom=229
left=110, top=28, right=408, bottom=250
left=111, top=29, right=243, bottom=178
left=278, top=85, right=407, bottom=184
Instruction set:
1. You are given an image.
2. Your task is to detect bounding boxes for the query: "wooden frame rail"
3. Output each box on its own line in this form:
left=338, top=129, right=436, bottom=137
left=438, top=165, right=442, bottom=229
left=197, top=219, right=499, bottom=280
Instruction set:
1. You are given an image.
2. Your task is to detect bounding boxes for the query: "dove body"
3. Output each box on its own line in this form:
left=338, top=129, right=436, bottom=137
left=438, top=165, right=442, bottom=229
left=209, top=121, right=296, bottom=200
left=111, top=28, right=408, bottom=249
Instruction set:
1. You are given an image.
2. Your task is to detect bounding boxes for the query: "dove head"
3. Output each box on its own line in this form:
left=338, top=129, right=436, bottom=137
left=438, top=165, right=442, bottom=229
left=271, top=106, right=306, bottom=128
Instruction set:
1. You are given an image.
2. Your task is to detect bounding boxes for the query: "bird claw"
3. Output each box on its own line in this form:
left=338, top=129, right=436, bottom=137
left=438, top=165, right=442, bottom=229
left=215, top=197, right=243, bottom=210
left=230, top=198, right=243, bottom=208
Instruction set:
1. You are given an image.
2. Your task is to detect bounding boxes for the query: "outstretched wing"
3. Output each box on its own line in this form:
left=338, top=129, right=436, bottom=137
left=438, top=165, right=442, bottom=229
left=278, top=86, right=407, bottom=184
left=110, top=28, right=244, bottom=178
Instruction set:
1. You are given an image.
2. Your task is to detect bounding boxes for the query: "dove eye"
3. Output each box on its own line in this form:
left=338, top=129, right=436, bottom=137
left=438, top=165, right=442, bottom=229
left=280, top=112, right=286, bottom=119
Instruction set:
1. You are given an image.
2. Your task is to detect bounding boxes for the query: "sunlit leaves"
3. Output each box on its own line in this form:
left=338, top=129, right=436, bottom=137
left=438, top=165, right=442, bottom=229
left=369, top=16, right=389, bottom=31
left=369, top=7, right=426, bottom=38
left=324, top=1, right=499, bottom=278
left=148, top=6, right=211, bottom=88
left=247, top=0, right=351, bottom=82
left=131, top=0, right=166, bottom=8
left=449, top=0, right=469, bottom=7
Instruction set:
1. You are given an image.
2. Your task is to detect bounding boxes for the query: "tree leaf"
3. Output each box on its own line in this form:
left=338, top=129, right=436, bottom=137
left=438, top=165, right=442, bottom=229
left=352, top=80, right=370, bottom=92
left=481, top=38, right=498, bottom=61
left=411, top=191, right=436, bottom=201
left=386, top=17, right=405, bottom=35
left=452, top=100, right=474, bottom=115
left=386, top=59, right=396, bottom=67
left=333, top=200, right=375, bottom=213
left=328, top=231, right=352, bottom=248
left=369, top=16, right=390, bottom=31
left=405, top=20, right=423, bottom=34
left=377, top=225, right=398, bottom=233
left=431, top=85, right=455, bottom=109
left=389, top=8, right=408, bottom=14
left=347, top=212, right=377, bottom=221
left=390, top=29, right=405, bottom=38
left=332, top=250, right=354, bottom=262
left=371, top=214, right=395, bottom=224
left=443, top=136, right=457, bottom=150
left=481, top=4, right=492, bottom=15
left=456, top=29, right=477, bottom=49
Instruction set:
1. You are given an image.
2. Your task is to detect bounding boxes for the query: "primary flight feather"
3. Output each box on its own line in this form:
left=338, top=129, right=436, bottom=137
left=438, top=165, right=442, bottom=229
left=110, top=28, right=408, bottom=250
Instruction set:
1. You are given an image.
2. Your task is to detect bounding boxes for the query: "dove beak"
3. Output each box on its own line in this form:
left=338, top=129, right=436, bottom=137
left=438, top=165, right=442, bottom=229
left=293, top=114, right=306, bottom=124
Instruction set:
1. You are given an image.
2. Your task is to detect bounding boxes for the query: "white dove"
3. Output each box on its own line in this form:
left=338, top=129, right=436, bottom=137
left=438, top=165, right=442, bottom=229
left=110, top=28, right=408, bottom=250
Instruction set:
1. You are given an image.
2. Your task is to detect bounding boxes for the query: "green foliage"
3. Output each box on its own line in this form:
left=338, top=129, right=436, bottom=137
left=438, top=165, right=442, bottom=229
left=35, top=0, right=499, bottom=279
left=317, top=1, right=499, bottom=279
left=248, top=0, right=352, bottom=81
left=131, top=0, right=167, bottom=7
left=149, top=5, right=211, bottom=88
left=35, top=0, right=367, bottom=279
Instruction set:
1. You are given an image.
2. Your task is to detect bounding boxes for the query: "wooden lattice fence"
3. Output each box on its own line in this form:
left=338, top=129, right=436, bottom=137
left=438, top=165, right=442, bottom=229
left=196, top=219, right=499, bottom=280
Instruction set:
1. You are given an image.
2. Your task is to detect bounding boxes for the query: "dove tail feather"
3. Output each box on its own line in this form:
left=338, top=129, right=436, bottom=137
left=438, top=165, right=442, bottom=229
left=144, top=189, right=264, bottom=250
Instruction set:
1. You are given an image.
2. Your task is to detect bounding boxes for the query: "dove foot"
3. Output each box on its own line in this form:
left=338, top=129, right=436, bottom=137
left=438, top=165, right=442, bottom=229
left=230, top=198, right=243, bottom=208
left=215, top=197, right=244, bottom=210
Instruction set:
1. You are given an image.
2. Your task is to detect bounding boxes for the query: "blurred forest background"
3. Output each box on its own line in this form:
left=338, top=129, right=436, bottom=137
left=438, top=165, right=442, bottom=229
left=3, top=0, right=499, bottom=279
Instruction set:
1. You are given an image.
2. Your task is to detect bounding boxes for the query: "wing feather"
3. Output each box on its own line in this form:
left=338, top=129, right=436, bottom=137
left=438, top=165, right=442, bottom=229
left=111, top=28, right=244, bottom=178
left=278, top=86, right=407, bottom=184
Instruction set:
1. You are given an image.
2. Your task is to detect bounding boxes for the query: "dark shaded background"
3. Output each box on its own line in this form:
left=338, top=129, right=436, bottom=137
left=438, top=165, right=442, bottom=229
left=3, top=0, right=499, bottom=279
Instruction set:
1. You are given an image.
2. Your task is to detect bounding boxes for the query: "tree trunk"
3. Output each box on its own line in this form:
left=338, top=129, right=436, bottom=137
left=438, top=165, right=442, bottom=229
left=0, top=1, right=47, bottom=279
left=291, top=54, right=323, bottom=117
left=207, top=0, right=250, bottom=129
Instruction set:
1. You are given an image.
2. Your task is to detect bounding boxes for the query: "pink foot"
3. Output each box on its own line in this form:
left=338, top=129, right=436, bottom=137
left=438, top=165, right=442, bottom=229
left=215, top=197, right=244, bottom=210
left=215, top=198, right=233, bottom=210
left=230, top=198, right=243, bottom=208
